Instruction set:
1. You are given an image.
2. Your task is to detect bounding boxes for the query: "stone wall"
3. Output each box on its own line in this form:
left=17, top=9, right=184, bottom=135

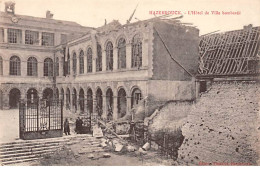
left=178, top=81, right=260, bottom=165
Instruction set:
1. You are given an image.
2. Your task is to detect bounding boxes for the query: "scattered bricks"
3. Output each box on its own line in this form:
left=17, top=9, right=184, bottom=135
left=103, top=153, right=111, bottom=158
left=138, top=148, right=147, bottom=155
left=114, top=143, right=124, bottom=152
left=142, top=142, right=151, bottom=151
left=87, top=154, right=95, bottom=159
left=126, top=145, right=136, bottom=152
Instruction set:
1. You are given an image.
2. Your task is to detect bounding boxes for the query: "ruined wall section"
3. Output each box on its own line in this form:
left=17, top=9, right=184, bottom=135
left=178, top=81, right=260, bottom=165
left=146, top=22, right=199, bottom=115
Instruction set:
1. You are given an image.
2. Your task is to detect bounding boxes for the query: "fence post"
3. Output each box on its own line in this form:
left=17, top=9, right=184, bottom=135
left=49, top=100, right=51, bottom=130
left=37, top=100, right=39, bottom=131
left=61, top=99, right=63, bottom=130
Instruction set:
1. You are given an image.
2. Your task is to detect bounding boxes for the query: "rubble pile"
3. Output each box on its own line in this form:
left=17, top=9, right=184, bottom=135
left=178, top=81, right=260, bottom=165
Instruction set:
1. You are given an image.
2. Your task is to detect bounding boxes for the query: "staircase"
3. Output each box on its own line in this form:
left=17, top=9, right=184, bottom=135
left=0, top=134, right=102, bottom=166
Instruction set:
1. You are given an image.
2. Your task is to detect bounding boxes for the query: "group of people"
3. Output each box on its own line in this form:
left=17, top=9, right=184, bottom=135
left=63, top=117, right=84, bottom=135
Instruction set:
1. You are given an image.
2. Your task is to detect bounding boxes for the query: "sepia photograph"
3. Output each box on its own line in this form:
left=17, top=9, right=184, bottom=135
left=0, top=0, right=259, bottom=166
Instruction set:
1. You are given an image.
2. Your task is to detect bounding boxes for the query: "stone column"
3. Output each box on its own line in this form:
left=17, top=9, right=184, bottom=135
left=91, top=32, right=97, bottom=73
left=113, top=47, right=118, bottom=71
left=102, top=49, right=106, bottom=71
left=113, top=95, right=118, bottom=120
left=126, top=43, right=132, bottom=69
left=77, top=94, right=81, bottom=114
left=22, top=29, right=25, bottom=44
left=102, top=95, right=107, bottom=120
left=92, top=95, right=97, bottom=125
left=4, top=28, right=8, bottom=43
left=126, top=96, right=132, bottom=115
left=38, top=32, right=42, bottom=45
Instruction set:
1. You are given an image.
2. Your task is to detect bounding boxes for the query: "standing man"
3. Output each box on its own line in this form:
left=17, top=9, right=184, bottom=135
left=64, top=118, right=70, bottom=135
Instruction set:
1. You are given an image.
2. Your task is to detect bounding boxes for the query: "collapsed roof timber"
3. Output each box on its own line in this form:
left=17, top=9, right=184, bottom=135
left=198, top=25, right=260, bottom=77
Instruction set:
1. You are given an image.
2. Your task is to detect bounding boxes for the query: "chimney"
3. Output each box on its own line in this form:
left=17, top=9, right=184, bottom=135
left=46, top=10, right=54, bottom=19
left=5, top=1, right=15, bottom=14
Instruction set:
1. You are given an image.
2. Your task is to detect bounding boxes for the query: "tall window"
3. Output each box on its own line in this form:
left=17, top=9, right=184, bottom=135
left=42, top=32, right=54, bottom=46
left=79, top=50, right=84, bottom=74
left=60, top=34, right=67, bottom=44
left=0, top=56, right=3, bottom=75
left=56, top=57, right=59, bottom=76
left=131, top=34, right=142, bottom=68
left=106, top=41, right=113, bottom=70
left=10, top=56, right=21, bottom=75
left=118, top=38, right=126, bottom=69
left=87, top=47, right=92, bottom=73
left=25, top=30, right=39, bottom=45
left=72, top=52, right=77, bottom=75
left=44, top=58, right=53, bottom=76
left=27, top=57, right=37, bottom=76
left=96, top=44, right=102, bottom=72
left=67, top=54, right=70, bottom=75
left=8, top=29, right=22, bottom=44
left=0, top=28, right=4, bottom=42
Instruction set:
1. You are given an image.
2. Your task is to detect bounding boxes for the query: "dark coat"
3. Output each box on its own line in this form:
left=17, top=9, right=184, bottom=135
left=64, top=120, right=70, bottom=133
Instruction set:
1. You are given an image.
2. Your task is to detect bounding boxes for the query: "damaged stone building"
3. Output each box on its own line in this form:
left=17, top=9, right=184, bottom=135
left=0, top=3, right=199, bottom=123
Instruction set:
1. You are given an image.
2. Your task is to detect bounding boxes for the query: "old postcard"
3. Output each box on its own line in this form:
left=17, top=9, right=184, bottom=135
left=0, top=0, right=259, bottom=166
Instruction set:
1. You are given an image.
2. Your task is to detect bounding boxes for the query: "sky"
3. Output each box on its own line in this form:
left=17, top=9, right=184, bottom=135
left=0, top=0, right=260, bottom=35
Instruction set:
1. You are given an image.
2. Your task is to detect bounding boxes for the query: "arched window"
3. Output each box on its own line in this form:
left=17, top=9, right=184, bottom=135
left=44, top=58, right=53, bottom=76
left=10, top=56, right=21, bottom=75
left=131, top=34, right=142, bottom=68
left=118, top=38, right=126, bottom=69
left=27, top=57, right=37, bottom=76
left=96, top=44, right=102, bottom=72
left=66, top=88, right=70, bottom=110
left=61, top=88, right=64, bottom=103
left=72, top=52, right=77, bottom=74
left=55, top=57, right=59, bottom=76
left=106, top=41, right=113, bottom=70
left=79, top=50, right=84, bottom=74
left=131, top=88, right=142, bottom=108
left=96, top=88, right=103, bottom=117
left=79, top=88, right=84, bottom=112
left=0, top=56, right=3, bottom=75
left=87, top=48, right=92, bottom=73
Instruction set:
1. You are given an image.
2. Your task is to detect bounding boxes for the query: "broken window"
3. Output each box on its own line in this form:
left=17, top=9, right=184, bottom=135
left=118, top=38, right=126, bottom=69
left=27, top=57, right=37, bottom=76
left=87, top=47, right=92, bottom=73
left=8, top=28, right=22, bottom=44
left=72, top=52, right=77, bottom=75
left=79, top=50, right=84, bottom=74
left=42, top=32, right=54, bottom=46
left=43, top=58, right=53, bottom=76
left=131, top=34, right=142, bottom=68
left=106, top=41, right=113, bottom=70
left=96, top=44, right=102, bottom=72
left=131, top=88, right=142, bottom=108
left=199, top=81, right=207, bottom=93
left=10, top=56, right=21, bottom=75
left=25, top=30, right=39, bottom=45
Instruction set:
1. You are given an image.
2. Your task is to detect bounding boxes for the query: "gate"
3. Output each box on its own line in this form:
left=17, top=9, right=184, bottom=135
left=19, top=99, right=63, bottom=140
